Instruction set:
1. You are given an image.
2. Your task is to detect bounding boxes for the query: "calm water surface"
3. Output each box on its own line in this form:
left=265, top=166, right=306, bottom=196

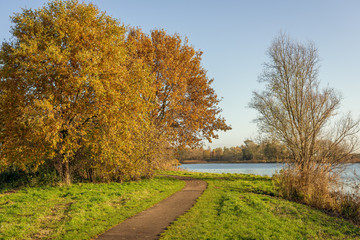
left=180, top=163, right=284, bottom=176
left=180, top=163, right=360, bottom=180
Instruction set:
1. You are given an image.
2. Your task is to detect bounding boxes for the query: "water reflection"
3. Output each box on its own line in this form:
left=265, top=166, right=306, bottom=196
left=179, top=163, right=284, bottom=176
left=180, top=162, right=360, bottom=180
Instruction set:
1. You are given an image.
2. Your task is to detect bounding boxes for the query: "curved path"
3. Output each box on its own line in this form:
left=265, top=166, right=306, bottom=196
left=96, top=175, right=207, bottom=240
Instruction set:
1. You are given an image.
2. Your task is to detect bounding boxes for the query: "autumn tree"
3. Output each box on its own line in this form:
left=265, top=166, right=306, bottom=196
left=263, top=140, right=288, bottom=161
left=126, top=29, right=231, bottom=147
left=203, top=148, right=211, bottom=160
left=242, top=139, right=263, bottom=160
left=0, top=0, right=155, bottom=184
left=231, top=146, right=243, bottom=161
left=250, top=33, right=359, bottom=203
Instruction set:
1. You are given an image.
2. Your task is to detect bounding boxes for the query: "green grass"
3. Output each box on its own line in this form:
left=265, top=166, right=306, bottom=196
left=160, top=171, right=360, bottom=240
left=0, top=176, right=185, bottom=240
left=2, top=171, right=360, bottom=239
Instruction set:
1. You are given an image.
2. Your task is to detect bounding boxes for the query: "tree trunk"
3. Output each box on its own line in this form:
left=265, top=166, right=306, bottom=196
left=88, top=167, right=95, bottom=183
left=62, top=159, right=71, bottom=185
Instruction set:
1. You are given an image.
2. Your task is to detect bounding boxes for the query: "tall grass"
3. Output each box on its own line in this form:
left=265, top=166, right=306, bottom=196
left=273, top=164, right=360, bottom=224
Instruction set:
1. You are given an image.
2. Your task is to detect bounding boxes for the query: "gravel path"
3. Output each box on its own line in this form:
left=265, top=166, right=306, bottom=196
left=95, top=175, right=207, bottom=240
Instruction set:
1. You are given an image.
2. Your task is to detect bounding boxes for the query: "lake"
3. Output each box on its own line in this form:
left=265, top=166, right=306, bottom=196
left=179, top=163, right=360, bottom=182
left=180, top=163, right=285, bottom=176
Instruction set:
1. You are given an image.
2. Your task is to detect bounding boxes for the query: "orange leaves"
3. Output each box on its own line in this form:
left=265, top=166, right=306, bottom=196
left=0, top=0, right=230, bottom=183
left=127, top=28, right=231, bottom=147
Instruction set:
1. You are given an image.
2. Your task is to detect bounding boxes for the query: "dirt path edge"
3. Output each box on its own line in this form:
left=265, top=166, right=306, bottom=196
left=95, top=175, right=207, bottom=240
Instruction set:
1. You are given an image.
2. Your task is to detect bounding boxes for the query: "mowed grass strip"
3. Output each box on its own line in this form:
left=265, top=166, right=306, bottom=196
left=0, top=176, right=185, bottom=240
left=160, top=172, right=360, bottom=240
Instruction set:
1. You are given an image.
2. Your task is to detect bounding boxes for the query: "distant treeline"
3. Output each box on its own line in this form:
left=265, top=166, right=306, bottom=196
left=178, top=140, right=360, bottom=163
left=178, top=140, right=290, bottom=162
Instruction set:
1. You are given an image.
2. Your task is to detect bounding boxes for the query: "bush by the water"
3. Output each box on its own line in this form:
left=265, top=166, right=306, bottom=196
left=273, top=165, right=360, bottom=224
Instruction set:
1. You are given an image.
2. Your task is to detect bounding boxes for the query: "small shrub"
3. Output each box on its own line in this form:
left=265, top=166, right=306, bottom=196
left=0, top=164, right=59, bottom=192
left=274, top=164, right=360, bottom=224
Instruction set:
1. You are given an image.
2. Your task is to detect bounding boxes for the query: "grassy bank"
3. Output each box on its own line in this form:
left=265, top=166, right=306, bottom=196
left=1, top=171, right=360, bottom=239
left=161, top=171, right=360, bottom=240
left=0, top=176, right=185, bottom=240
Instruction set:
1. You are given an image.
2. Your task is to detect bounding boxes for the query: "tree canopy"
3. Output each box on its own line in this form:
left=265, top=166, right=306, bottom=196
left=127, top=28, right=231, bottom=147
left=0, top=0, right=229, bottom=184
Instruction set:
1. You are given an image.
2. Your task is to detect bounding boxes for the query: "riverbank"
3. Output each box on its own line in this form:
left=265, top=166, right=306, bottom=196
left=180, top=159, right=285, bottom=164
left=181, top=158, right=360, bottom=164
left=161, top=171, right=360, bottom=239
left=1, top=171, right=359, bottom=239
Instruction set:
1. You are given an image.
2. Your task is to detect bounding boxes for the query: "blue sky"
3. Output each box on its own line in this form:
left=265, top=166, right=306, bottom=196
left=1, top=0, right=360, bottom=148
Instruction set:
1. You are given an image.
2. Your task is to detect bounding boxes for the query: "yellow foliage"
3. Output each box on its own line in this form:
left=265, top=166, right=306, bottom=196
left=0, top=0, right=156, bottom=184
left=0, top=1, right=230, bottom=184
left=127, top=28, right=231, bottom=147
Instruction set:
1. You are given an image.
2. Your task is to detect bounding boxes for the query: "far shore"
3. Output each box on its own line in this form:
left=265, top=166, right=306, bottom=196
left=180, top=159, right=286, bottom=164
left=180, top=158, right=360, bottom=164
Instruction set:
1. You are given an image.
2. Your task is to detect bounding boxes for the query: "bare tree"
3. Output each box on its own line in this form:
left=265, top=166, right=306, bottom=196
left=250, top=33, right=359, bottom=182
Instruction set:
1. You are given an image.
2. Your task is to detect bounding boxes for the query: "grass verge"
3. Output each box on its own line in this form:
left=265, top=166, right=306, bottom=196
left=0, top=176, right=185, bottom=240
left=160, top=171, right=360, bottom=240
